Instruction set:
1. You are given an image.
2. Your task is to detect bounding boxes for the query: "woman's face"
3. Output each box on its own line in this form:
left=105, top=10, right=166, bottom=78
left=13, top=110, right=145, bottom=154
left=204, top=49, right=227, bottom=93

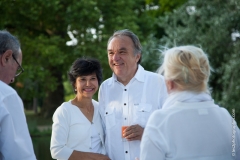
left=74, top=72, right=99, bottom=99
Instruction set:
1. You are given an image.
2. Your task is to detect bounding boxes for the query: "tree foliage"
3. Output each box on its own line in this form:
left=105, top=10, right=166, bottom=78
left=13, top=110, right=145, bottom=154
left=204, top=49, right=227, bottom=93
left=0, top=0, right=158, bottom=117
left=0, top=0, right=193, bottom=118
left=157, top=0, right=240, bottom=123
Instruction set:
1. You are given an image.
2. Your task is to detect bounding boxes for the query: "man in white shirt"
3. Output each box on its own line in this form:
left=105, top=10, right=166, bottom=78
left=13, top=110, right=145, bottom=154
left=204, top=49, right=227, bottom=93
left=98, top=29, right=168, bottom=160
left=0, top=30, right=36, bottom=160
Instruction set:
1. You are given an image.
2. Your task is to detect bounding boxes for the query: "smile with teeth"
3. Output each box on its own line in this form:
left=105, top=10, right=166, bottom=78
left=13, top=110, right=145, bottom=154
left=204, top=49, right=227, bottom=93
left=83, top=88, right=94, bottom=92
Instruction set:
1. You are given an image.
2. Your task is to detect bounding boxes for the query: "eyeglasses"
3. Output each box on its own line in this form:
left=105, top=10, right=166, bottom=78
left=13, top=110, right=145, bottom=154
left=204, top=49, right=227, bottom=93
left=12, top=55, right=24, bottom=77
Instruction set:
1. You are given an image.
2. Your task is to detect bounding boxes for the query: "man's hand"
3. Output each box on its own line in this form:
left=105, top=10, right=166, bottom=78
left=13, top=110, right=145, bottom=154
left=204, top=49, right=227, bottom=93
left=123, top=124, right=144, bottom=141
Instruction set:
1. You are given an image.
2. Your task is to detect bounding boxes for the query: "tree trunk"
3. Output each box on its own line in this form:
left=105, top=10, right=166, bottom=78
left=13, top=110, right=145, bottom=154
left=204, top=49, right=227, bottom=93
left=41, top=67, right=64, bottom=118
left=33, top=97, right=38, bottom=114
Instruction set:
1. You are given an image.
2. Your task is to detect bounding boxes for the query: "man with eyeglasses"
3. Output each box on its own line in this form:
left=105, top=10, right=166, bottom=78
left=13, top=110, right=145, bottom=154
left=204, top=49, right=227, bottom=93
left=0, top=30, right=36, bottom=160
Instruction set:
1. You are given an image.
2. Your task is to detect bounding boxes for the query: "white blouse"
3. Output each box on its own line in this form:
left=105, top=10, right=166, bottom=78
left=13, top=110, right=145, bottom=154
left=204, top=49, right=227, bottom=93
left=140, top=92, right=240, bottom=160
left=50, top=99, right=106, bottom=160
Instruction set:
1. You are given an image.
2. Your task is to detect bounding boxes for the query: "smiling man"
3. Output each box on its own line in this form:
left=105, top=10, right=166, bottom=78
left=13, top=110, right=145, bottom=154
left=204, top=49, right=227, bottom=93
left=0, top=30, right=36, bottom=160
left=98, top=29, right=168, bottom=160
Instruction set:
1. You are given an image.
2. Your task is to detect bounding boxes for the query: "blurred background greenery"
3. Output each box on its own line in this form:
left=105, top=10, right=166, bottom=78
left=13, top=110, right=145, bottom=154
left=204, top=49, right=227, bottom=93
left=1, top=0, right=239, bottom=159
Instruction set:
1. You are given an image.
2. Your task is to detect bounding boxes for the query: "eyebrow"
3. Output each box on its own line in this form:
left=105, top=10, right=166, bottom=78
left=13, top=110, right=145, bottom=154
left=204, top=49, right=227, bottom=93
left=107, top=47, right=127, bottom=52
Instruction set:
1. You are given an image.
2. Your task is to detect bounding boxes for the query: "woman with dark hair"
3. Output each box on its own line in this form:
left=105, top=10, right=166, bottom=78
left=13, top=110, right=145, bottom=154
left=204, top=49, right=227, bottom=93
left=50, top=58, right=110, bottom=160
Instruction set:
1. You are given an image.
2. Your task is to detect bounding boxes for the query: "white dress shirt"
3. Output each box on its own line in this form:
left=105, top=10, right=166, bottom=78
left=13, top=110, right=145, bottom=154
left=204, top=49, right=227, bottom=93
left=140, top=91, right=240, bottom=160
left=0, top=80, right=36, bottom=160
left=98, top=65, right=168, bottom=160
left=50, top=99, right=106, bottom=160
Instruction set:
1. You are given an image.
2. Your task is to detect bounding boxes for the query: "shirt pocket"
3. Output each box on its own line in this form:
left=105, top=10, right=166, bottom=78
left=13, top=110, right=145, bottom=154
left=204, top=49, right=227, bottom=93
left=104, top=107, right=116, bottom=130
left=133, top=103, right=152, bottom=127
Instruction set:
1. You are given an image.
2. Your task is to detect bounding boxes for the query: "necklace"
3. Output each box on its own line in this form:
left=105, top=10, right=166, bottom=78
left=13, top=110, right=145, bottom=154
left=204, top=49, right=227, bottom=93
left=78, top=104, right=93, bottom=114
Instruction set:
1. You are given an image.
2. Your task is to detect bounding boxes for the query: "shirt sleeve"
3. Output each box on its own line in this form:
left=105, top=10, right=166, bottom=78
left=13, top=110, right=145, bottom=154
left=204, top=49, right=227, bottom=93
left=50, top=106, right=73, bottom=159
left=140, top=111, right=167, bottom=160
left=0, top=93, right=36, bottom=160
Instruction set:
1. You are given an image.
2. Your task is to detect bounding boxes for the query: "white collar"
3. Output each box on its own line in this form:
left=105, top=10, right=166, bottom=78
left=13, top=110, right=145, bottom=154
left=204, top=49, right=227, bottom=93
left=162, top=91, right=212, bottom=109
left=107, top=64, right=145, bottom=85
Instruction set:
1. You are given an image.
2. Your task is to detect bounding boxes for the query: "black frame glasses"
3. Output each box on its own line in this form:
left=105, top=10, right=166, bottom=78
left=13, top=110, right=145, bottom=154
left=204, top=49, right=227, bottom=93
left=12, top=55, right=24, bottom=77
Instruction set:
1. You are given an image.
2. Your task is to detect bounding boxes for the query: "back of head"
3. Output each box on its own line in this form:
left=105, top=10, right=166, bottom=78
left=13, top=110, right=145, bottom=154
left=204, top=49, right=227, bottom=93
left=160, top=45, right=211, bottom=92
left=108, top=29, right=142, bottom=64
left=0, top=30, right=20, bottom=58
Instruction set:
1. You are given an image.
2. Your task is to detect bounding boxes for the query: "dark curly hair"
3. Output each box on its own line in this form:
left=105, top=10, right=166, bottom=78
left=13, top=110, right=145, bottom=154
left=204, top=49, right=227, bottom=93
left=68, top=57, right=103, bottom=94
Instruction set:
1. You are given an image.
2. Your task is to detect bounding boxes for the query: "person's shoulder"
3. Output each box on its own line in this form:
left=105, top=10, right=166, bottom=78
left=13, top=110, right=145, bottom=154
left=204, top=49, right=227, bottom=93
left=0, top=102, right=10, bottom=117
left=92, top=99, right=99, bottom=106
left=144, top=70, right=163, bottom=78
left=216, top=105, right=234, bottom=117
left=144, top=70, right=165, bottom=85
left=0, top=81, right=17, bottom=96
left=147, top=109, right=168, bottom=126
left=53, top=101, right=72, bottom=115
left=102, top=77, right=113, bottom=84
left=99, top=77, right=114, bottom=89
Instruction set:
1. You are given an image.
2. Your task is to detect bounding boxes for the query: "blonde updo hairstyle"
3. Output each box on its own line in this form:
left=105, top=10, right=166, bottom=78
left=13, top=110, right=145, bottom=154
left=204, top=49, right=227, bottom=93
left=160, top=46, right=211, bottom=92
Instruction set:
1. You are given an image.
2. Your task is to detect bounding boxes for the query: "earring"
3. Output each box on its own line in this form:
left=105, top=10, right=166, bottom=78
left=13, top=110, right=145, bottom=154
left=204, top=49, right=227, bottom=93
left=75, top=88, right=77, bottom=91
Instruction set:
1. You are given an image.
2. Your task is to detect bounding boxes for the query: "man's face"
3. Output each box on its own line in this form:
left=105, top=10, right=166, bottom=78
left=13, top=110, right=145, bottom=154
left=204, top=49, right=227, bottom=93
left=1, top=49, right=22, bottom=84
left=107, top=36, right=140, bottom=85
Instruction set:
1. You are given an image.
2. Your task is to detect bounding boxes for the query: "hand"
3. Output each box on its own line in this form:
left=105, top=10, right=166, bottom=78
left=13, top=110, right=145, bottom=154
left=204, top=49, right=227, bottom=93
left=123, top=124, right=144, bottom=141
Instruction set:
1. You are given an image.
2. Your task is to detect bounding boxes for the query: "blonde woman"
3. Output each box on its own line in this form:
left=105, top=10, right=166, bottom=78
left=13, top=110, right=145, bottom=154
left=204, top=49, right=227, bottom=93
left=140, top=46, right=240, bottom=160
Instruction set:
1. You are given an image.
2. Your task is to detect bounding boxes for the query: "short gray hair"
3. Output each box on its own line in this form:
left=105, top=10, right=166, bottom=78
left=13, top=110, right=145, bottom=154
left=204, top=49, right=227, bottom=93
left=107, top=29, right=142, bottom=64
left=0, top=30, right=20, bottom=58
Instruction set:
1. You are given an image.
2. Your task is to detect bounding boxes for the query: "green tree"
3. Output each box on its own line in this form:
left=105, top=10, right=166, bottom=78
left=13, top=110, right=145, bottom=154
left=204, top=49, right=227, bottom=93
left=0, top=0, right=190, bottom=118
left=0, top=0, right=103, bottom=117
left=157, top=0, right=240, bottom=123
left=0, top=0, right=157, bottom=117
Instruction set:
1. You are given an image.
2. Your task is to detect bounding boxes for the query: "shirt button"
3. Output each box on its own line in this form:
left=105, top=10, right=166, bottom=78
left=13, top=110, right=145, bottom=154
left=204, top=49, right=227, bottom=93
left=124, top=89, right=127, bottom=91
left=90, top=147, right=92, bottom=149
left=106, top=112, right=108, bottom=114
left=125, top=118, right=127, bottom=120
left=125, top=151, right=128, bottom=153
left=124, top=103, right=126, bottom=105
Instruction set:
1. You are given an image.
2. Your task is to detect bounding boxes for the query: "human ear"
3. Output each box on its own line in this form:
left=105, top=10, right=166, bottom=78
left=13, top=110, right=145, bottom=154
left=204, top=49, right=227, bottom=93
left=166, top=80, right=175, bottom=93
left=1, top=50, right=13, bottom=66
left=135, top=53, right=141, bottom=63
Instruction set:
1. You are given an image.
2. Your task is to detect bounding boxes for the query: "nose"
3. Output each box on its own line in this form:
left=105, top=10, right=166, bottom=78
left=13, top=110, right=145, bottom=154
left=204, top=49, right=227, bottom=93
left=86, top=80, right=91, bottom=86
left=112, top=53, right=120, bottom=61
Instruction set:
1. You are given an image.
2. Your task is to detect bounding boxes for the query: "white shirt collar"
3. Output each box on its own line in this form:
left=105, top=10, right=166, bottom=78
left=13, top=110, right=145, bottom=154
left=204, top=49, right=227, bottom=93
left=107, top=64, right=145, bottom=85
left=162, top=91, right=213, bottom=109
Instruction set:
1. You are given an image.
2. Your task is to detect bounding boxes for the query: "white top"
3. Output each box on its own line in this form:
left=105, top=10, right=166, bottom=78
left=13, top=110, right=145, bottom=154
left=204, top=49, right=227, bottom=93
left=0, top=80, right=36, bottom=160
left=91, top=124, right=102, bottom=153
left=50, top=99, right=106, bottom=160
left=140, top=92, right=240, bottom=160
left=98, top=65, right=168, bottom=160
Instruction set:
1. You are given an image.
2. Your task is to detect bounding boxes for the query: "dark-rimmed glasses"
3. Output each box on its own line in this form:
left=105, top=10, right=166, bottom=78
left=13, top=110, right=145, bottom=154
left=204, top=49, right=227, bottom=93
left=12, top=55, right=24, bottom=77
